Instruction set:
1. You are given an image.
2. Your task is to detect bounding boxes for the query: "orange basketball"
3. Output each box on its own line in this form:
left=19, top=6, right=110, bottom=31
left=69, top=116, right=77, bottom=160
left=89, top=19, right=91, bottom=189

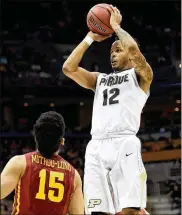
left=87, top=3, right=114, bottom=36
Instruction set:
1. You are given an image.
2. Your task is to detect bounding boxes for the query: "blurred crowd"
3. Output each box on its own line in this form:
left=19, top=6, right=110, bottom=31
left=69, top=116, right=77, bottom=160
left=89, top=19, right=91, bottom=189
left=0, top=1, right=181, bottom=214
left=1, top=101, right=181, bottom=135
left=1, top=1, right=181, bottom=87
left=165, top=179, right=181, bottom=210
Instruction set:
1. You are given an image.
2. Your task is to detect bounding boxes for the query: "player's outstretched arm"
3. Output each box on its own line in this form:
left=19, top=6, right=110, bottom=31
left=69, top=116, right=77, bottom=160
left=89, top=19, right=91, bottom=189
left=0, top=155, right=25, bottom=199
left=62, top=32, right=110, bottom=91
left=108, top=5, right=153, bottom=93
left=68, top=170, right=84, bottom=215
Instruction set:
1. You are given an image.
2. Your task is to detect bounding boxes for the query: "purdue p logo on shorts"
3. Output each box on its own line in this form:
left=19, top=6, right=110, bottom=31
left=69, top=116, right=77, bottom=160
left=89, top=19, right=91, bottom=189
left=88, top=199, right=102, bottom=208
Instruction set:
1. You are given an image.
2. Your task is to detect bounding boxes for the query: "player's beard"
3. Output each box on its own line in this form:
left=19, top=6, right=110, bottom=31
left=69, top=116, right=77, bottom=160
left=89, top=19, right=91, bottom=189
left=112, top=59, right=132, bottom=72
left=111, top=62, right=120, bottom=71
left=112, top=64, right=124, bottom=73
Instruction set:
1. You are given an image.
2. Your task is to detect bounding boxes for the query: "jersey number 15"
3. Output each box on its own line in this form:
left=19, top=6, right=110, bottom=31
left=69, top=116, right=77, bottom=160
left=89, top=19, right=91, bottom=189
left=35, top=169, right=64, bottom=203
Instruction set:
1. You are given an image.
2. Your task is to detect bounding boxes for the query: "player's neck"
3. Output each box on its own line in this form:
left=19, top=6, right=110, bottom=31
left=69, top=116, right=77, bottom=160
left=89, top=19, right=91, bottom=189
left=114, top=64, right=133, bottom=74
left=114, top=67, right=132, bottom=73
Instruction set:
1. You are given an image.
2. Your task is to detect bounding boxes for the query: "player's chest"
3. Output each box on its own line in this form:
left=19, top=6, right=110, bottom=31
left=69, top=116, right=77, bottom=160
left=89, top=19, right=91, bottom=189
left=99, top=73, right=130, bottom=86
left=97, top=73, right=134, bottom=93
left=96, top=73, right=134, bottom=106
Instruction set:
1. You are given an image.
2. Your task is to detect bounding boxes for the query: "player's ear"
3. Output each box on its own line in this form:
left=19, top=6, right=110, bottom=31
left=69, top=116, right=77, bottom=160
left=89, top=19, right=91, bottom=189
left=60, top=137, right=65, bottom=146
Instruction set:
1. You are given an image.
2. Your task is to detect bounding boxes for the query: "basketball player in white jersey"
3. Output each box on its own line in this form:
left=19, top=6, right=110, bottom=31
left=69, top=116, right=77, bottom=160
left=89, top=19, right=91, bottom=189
left=62, top=5, right=152, bottom=215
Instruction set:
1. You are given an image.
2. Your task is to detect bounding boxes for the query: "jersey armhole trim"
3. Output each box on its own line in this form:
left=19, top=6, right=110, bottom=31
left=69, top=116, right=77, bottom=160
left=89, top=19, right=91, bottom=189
left=133, top=69, right=150, bottom=97
left=20, top=154, right=28, bottom=179
left=93, top=72, right=101, bottom=93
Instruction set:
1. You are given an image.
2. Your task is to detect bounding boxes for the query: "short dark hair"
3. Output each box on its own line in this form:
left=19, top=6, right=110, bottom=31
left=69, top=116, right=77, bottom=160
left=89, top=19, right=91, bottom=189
left=114, top=38, right=140, bottom=47
left=32, top=111, right=65, bottom=159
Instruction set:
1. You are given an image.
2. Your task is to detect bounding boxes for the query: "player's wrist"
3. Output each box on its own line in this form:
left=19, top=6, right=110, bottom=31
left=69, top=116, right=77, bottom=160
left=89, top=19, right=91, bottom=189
left=111, top=23, right=120, bottom=31
left=84, top=35, right=94, bottom=46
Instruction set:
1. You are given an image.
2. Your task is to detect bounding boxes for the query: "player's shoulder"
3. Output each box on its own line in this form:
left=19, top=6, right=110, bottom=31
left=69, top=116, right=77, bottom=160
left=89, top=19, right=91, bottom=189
left=99, top=72, right=107, bottom=77
left=92, top=71, right=100, bottom=83
left=6, top=155, right=26, bottom=176
left=24, top=151, right=38, bottom=158
left=92, top=71, right=100, bottom=77
left=96, top=72, right=108, bottom=82
left=57, top=156, right=80, bottom=187
left=10, top=154, right=26, bottom=165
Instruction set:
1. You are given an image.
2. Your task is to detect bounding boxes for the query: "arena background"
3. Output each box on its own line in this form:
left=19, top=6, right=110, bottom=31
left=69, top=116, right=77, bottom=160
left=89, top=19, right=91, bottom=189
left=0, top=0, right=181, bottom=214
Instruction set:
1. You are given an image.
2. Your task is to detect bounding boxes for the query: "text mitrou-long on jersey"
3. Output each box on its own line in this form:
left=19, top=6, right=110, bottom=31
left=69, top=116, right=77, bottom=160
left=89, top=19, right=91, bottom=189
left=12, top=152, right=75, bottom=215
left=91, top=68, right=149, bottom=138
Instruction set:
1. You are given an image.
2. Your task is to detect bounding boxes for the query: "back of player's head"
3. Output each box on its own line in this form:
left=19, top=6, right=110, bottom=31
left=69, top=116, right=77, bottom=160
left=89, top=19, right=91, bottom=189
left=32, top=111, right=65, bottom=159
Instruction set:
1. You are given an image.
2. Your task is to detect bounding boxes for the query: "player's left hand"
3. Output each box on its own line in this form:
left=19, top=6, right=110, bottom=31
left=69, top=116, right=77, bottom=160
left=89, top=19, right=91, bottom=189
left=107, top=5, right=122, bottom=28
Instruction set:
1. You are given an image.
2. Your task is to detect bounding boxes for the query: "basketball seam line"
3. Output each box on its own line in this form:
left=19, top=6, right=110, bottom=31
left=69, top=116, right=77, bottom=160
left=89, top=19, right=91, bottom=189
left=96, top=5, right=111, bottom=15
left=90, top=10, right=113, bottom=30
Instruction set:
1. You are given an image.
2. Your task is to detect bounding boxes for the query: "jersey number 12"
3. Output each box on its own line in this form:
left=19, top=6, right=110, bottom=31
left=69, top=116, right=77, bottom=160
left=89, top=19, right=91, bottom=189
left=103, top=88, right=120, bottom=106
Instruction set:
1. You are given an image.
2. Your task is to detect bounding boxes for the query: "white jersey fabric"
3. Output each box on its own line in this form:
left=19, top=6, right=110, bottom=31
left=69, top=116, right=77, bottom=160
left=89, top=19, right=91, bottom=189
left=84, top=68, right=150, bottom=214
left=91, top=68, right=149, bottom=137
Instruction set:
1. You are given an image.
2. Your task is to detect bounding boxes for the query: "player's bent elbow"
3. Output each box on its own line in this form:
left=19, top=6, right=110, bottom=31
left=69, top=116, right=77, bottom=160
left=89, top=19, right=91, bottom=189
left=62, top=65, right=70, bottom=75
left=62, top=64, right=76, bottom=75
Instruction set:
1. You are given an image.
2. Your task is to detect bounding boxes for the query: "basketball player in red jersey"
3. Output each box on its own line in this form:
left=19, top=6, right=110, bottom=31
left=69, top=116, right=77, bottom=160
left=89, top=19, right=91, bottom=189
left=1, top=111, right=84, bottom=215
left=62, top=5, right=152, bottom=215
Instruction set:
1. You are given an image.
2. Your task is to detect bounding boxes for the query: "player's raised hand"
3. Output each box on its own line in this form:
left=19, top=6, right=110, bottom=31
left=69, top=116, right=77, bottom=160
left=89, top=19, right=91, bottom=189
left=87, top=31, right=111, bottom=42
left=107, top=5, right=122, bottom=27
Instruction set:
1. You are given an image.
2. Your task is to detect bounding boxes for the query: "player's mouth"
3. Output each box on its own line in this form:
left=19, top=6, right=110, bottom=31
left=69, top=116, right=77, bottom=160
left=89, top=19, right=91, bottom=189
left=111, top=60, right=117, bottom=65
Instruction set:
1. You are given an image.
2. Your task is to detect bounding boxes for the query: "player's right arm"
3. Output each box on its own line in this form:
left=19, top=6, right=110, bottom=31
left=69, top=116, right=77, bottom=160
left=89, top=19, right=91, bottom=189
left=68, top=170, right=84, bottom=214
left=62, top=32, right=111, bottom=91
left=1, top=155, right=26, bottom=199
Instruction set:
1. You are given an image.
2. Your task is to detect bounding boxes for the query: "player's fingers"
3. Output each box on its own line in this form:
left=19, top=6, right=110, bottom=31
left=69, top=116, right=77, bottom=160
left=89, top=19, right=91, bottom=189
left=93, top=32, right=101, bottom=37
left=109, top=5, right=115, bottom=12
left=114, top=7, right=120, bottom=16
left=107, top=7, right=115, bottom=16
left=107, top=6, right=112, bottom=13
left=114, top=7, right=118, bottom=13
left=103, top=34, right=112, bottom=39
left=114, top=7, right=119, bottom=16
left=114, top=7, right=122, bottom=21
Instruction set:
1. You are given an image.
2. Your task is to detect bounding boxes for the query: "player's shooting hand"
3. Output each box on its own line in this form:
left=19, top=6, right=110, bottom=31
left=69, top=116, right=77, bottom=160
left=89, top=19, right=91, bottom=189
left=107, top=5, right=122, bottom=28
left=87, top=31, right=111, bottom=42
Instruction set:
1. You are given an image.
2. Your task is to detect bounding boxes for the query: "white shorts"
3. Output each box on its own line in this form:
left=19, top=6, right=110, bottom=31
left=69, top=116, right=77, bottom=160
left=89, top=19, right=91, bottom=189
left=84, top=135, right=147, bottom=214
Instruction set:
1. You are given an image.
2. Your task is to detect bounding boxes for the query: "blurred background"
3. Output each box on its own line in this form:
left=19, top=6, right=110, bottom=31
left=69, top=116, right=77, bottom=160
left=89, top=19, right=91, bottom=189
left=0, top=0, right=181, bottom=214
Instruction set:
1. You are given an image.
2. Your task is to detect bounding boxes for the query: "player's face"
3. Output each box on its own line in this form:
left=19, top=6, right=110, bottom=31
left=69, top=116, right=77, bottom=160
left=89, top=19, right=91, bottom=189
left=110, top=41, right=130, bottom=71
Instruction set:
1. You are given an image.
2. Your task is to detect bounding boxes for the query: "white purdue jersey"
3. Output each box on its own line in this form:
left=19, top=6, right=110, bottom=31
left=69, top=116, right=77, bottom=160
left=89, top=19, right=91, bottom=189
left=91, top=68, right=149, bottom=137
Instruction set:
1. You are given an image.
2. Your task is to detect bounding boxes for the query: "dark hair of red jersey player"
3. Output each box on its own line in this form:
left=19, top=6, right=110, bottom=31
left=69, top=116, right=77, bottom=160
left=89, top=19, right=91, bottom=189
left=0, top=111, right=84, bottom=215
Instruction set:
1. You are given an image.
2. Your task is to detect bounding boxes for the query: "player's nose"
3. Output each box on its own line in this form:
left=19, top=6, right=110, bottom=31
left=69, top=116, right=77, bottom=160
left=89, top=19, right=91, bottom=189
left=111, top=53, right=116, bottom=60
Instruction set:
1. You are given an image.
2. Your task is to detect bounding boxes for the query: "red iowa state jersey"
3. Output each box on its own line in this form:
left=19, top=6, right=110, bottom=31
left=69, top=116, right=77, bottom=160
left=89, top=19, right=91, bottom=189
left=12, top=151, right=75, bottom=215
